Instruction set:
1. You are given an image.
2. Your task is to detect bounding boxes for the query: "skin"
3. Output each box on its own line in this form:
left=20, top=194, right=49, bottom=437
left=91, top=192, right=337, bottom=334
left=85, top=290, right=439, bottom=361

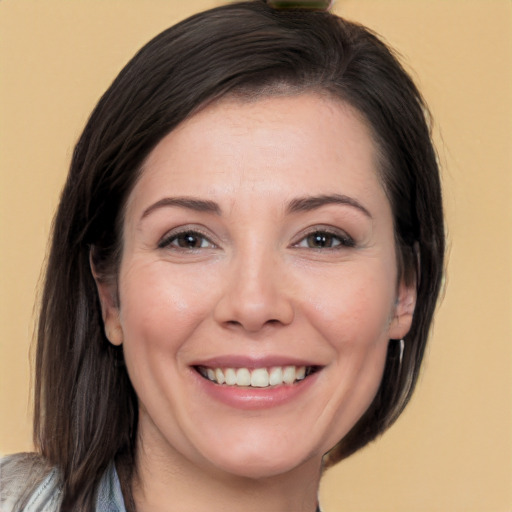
left=95, top=93, right=416, bottom=512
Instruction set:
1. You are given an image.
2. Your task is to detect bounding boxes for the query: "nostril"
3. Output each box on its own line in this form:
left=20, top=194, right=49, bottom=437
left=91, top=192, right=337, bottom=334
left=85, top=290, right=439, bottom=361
left=223, top=318, right=283, bottom=330
left=213, top=280, right=295, bottom=332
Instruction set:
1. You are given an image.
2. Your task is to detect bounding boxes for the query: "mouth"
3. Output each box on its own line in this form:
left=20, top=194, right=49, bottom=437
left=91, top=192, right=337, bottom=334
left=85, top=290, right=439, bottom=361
left=195, top=365, right=321, bottom=388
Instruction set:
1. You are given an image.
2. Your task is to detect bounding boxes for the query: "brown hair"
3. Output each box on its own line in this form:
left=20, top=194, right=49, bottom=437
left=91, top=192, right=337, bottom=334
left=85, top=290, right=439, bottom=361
left=32, top=1, right=444, bottom=509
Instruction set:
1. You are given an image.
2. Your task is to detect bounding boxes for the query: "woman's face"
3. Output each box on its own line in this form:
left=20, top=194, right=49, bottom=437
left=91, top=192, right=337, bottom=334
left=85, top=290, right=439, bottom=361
left=97, top=93, right=415, bottom=479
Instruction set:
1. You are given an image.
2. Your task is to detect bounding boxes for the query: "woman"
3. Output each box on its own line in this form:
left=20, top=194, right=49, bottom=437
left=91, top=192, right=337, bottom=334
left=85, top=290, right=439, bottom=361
left=0, top=1, right=444, bottom=510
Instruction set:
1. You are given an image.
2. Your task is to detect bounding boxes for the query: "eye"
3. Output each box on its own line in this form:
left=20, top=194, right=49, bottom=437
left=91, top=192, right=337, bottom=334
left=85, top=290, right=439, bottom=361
left=158, top=230, right=215, bottom=250
left=295, top=230, right=355, bottom=249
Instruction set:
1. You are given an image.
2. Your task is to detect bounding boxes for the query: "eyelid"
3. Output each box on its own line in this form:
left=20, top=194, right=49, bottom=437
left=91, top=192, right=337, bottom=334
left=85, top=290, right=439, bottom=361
left=157, top=225, right=218, bottom=249
left=291, top=225, right=356, bottom=249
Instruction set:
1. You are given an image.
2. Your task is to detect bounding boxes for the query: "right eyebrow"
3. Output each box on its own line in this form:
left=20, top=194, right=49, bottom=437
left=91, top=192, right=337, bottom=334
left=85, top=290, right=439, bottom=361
left=140, top=196, right=222, bottom=220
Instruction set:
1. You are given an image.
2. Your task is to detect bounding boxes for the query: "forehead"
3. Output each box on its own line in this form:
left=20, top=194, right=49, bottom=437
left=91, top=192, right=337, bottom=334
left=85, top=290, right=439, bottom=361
left=127, top=93, right=387, bottom=217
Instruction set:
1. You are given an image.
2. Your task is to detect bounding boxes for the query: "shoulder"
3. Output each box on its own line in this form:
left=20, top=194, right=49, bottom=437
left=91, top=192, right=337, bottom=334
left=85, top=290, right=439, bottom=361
left=0, top=453, right=62, bottom=511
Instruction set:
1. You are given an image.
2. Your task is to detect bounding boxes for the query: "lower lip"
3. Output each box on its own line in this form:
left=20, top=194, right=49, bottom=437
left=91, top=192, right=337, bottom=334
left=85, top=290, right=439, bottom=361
left=192, top=369, right=320, bottom=410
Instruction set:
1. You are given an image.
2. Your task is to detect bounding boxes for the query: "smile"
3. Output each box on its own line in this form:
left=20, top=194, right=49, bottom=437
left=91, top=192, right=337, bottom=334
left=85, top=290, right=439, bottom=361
left=196, top=365, right=318, bottom=388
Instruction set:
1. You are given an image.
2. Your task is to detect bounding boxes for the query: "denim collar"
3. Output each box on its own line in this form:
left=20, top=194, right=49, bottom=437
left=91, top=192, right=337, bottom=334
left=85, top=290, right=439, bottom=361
left=95, top=463, right=126, bottom=511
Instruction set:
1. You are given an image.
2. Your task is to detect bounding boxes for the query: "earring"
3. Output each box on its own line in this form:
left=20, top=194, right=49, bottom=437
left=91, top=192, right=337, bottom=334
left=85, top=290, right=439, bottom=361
left=398, top=338, right=405, bottom=369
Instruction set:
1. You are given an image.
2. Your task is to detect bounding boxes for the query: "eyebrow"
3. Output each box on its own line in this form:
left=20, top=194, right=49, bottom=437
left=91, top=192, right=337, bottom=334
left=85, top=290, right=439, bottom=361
left=140, top=193, right=372, bottom=221
left=287, top=194, right=372, bottom=218
left=141, top=197, right=222, bottom=219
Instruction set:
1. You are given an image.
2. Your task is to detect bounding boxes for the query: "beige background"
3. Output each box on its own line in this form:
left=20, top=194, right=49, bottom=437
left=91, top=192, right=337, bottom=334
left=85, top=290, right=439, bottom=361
left=1, top=1, right=511, bottom=510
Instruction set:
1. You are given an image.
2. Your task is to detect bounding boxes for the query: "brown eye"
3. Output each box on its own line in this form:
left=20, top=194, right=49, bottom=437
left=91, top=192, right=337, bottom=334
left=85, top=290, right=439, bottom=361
left=159, top=231, right=213, bottom=250
left=175, top=233, right=204, bottom=248
left=306, top=232, right=337, bottom=248
left=295, top=230, right=355, bottom=249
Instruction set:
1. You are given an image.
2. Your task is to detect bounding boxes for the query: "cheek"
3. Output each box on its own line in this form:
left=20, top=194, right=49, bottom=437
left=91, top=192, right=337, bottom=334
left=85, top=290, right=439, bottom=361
left=118, top=261, right=218, bottom=361
left=116, top=262, right=223, bottom=416
left=301, top=264, right=396, bottom=351
left=299, top=267, right=395, bottom=449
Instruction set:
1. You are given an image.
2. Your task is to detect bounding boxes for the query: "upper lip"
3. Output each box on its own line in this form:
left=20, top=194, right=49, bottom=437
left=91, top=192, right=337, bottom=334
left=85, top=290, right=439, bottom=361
left=190, top=355, right=323, bottom=369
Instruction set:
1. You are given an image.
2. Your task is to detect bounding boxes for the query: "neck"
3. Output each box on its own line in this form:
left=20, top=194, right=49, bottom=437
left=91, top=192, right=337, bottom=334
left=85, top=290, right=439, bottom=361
left=131, top=432, right=322, bottom=512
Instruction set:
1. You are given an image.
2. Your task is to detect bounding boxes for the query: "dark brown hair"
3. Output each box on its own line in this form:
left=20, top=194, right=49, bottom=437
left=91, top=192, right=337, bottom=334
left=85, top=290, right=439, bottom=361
left=32, top=1, right=444, bottom=509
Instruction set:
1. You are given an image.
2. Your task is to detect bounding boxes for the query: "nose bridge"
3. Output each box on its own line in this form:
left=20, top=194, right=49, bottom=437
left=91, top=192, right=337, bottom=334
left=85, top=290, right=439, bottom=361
left=214, top=234, right=294, bottom=332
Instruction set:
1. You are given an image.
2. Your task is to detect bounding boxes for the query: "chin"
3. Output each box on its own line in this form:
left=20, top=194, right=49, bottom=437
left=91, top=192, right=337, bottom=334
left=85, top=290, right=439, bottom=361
left=200, top=437, right=322, bottom=480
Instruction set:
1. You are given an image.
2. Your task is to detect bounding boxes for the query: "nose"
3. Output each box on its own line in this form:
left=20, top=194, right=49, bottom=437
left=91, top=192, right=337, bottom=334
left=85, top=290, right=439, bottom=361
left=213, top=248, right=294, bottom=333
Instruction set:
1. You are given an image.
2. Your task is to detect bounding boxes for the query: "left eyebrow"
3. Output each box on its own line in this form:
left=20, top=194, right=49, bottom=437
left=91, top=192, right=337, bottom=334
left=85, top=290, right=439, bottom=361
left=286, top=194, right=372, bottom=218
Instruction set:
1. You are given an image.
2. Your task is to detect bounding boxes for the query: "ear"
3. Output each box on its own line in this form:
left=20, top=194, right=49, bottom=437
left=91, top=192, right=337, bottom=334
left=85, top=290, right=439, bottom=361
left=388, top=279, right=417, bottom=340
left=90, top=252, right=124, bottom=346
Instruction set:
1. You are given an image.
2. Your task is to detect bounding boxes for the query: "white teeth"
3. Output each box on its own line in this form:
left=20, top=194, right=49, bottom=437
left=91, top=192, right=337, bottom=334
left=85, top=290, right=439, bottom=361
left=251, top=368, right=269, bottom=387
left=236, top=368, right=251, bottom=386
left=269, top=366, right=283, bottom=386
left=225, top=368, right=237, bottom=385
left=283, top=365, right=296, bottom=384
left=199, top=365, right=311, bottom=387
left=215, top=368, right=225, bottom=385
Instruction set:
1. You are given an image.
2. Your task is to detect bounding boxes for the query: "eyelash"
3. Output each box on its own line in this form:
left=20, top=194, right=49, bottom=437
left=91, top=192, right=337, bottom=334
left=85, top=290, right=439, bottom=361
left=293, top=228, right=355, bottom=250
left=158, top=229, right=216, bottom=250
left=158, top=227, right=355, bottom=251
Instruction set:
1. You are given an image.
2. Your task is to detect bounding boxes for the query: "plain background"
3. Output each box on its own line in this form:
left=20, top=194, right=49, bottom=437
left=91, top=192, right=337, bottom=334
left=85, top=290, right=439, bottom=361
left=0, top=1, right=511, bottom=510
